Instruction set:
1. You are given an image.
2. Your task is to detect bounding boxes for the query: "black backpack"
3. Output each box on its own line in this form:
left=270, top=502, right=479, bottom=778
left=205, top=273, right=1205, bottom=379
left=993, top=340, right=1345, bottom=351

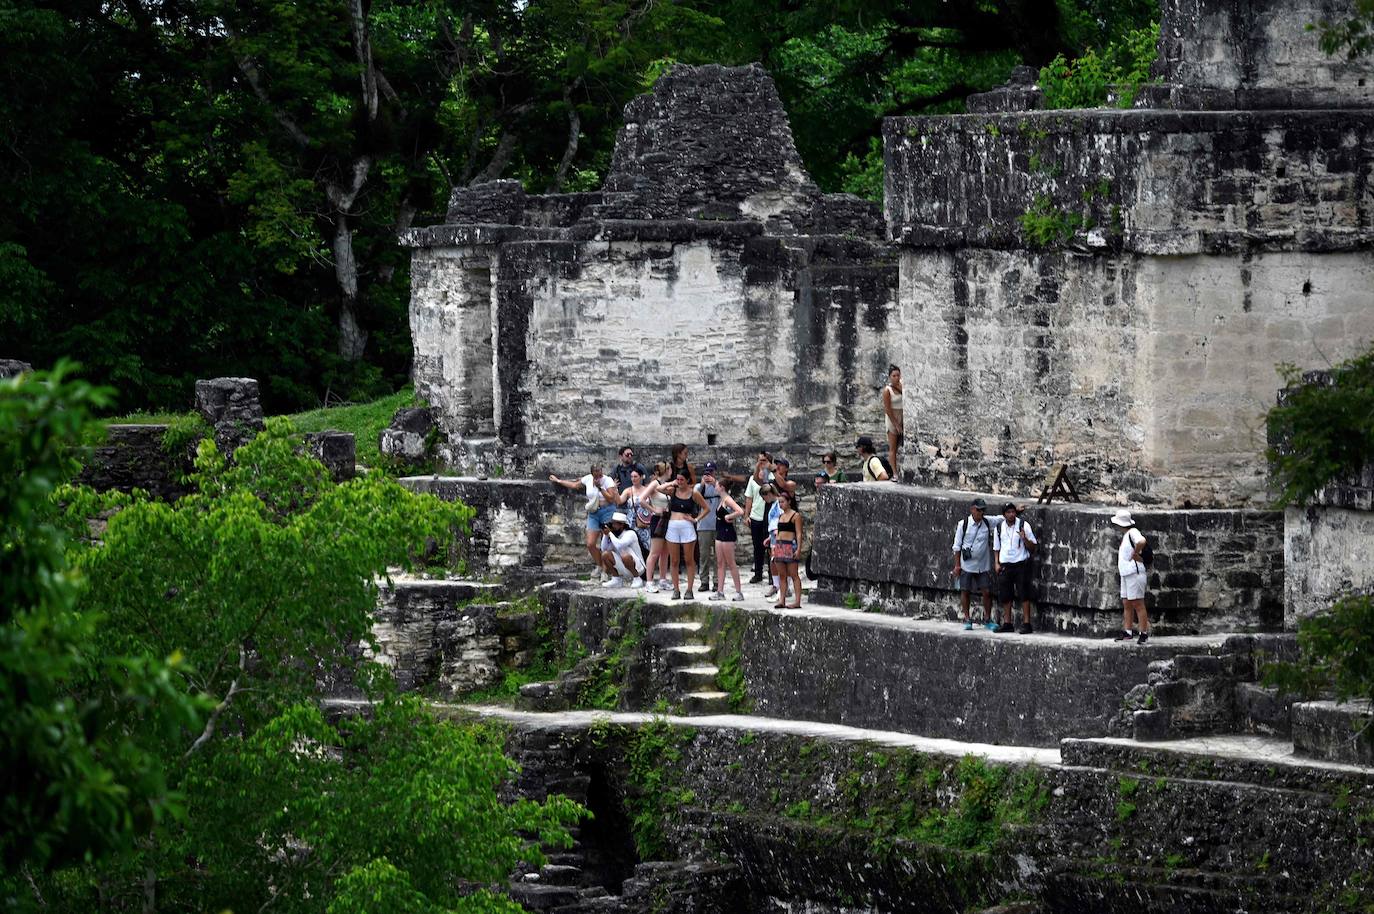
left=867, top=455, right=894, bottom=480
left=1133, top=529, right=1155, bottom=568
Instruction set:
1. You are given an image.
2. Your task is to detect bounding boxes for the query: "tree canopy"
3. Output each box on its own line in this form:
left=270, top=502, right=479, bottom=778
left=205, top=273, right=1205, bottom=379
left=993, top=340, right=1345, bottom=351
left=1, top=0, right=1155, bottom=414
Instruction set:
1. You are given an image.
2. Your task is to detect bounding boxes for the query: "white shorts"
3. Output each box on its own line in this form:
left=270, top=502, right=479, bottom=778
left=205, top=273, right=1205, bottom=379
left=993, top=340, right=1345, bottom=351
left=666, top=519, right=697, bottom=544
left=1120, top=570, right=1147, bottom=601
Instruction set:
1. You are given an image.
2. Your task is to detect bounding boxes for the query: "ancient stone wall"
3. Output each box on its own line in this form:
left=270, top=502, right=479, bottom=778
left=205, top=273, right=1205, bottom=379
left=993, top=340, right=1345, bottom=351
left=810, top=483, right=1284, bottom=634
left=1284, top=468, right=1374, bottom=627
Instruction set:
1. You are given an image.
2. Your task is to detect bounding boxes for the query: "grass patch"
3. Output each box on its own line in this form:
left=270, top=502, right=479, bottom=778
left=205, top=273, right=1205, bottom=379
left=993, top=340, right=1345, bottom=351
left=283, top=387, right=418, bottom=468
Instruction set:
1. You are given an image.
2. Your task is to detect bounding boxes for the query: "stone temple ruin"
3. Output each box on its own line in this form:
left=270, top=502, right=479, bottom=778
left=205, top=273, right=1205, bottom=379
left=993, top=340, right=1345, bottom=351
left=371, top=2, right=1374, bottom=910
left=75, top=0, right=1374, bottom=911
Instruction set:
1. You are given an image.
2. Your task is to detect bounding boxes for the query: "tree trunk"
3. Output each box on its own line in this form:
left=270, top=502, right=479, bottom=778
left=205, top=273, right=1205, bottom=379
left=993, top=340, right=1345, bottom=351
left=333, top=213, right=368, bottom=360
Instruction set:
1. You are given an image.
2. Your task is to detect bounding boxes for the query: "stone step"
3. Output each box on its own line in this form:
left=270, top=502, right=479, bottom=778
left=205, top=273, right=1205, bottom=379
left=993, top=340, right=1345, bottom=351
left=1292, top=699, right=1374, bottom=767
left=681, top=691, right=732, bottom=715
left=647, top=621, right=705, bottom=648
left=538, top=864, right=584, bottom=886
left=673, top=665, right=721, bottom=693
left=507, top=881, right=581, bottom=911
left=664, top=644, right=714, bottom=664
left=1061, top=734, right=1374, bottom=796
left=1235, top=682, right=1294, bottom=737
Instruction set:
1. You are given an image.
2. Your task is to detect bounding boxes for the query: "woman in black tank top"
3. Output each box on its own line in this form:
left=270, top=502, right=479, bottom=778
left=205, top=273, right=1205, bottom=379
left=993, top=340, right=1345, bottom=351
left=709, top=488, right=747, bottom=601
left=663, top=471, right=709, bottom=599
left=773, top=490, right=804, bottom=609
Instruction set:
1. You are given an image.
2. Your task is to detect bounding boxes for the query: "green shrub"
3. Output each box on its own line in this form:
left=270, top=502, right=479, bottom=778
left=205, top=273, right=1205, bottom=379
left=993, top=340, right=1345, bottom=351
left=1266, top=352, right=1374, bottom=507
left=1264, top=594, right=1374, bottom=708
left=1039, top=23, right=1159, bottom=109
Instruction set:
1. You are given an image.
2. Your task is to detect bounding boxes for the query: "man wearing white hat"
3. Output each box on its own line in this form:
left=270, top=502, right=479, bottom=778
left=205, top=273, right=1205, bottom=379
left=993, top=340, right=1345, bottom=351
left=600, top=512, right=646, bottom=588
left=1111, top=510, right=1151, bottom=644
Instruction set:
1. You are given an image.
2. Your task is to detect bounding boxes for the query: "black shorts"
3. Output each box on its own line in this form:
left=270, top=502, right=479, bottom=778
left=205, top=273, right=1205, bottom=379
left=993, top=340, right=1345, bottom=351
left=716, top=523, right=738, bottom=543
left=998, top=560, right=1035, bottom=603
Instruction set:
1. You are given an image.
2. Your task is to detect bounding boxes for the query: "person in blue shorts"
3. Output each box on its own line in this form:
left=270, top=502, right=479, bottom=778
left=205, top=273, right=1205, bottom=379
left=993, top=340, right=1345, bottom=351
left=549, top=465, right=619, bottom=580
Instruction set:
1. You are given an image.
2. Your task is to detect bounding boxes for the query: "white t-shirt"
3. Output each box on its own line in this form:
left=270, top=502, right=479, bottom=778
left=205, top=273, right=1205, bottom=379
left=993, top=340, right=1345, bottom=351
left=1118, top=528, right=1146, bottom=576
left=603, top=528, right=642, bottom=554
left=745, top=476, right=766, bottom=522
left=580, top=474, right=613, bottom=510
left=993, top=517, right=1037, bottom=563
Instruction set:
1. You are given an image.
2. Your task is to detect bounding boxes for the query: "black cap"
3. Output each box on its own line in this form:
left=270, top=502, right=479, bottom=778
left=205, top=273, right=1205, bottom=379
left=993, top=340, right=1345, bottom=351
left=972, top=497, right=987, bottom=509
left=1002, top=502, right=1018, bottom=514
left=775, top=457, right=790, bottom=467
left=855, top=436, right=874, bottom=451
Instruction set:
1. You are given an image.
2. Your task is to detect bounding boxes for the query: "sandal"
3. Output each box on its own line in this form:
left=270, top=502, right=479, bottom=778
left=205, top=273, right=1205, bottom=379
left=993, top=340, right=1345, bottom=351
left=787, top=602, right=801, bottom=609
left=773, top=602, right=786, bottom=609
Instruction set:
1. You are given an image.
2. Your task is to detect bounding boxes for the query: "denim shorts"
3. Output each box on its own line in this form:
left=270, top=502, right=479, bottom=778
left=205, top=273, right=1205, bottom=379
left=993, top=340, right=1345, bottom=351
left=586, top=505, right=616, bottom=531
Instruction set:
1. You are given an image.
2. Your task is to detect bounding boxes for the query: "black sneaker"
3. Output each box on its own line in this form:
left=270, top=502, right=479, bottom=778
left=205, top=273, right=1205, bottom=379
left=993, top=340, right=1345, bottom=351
left=1018, top=623, right=1033, bottom=635
left=1113, top=630, right=1136, bottom=642
left=995, top=623, right=1016, bottom=633
left=697, top=581, right=710, bottom=592
left=1137, top=631, right=1150, bottom=645
left=748, top=573, right=763, bottom=584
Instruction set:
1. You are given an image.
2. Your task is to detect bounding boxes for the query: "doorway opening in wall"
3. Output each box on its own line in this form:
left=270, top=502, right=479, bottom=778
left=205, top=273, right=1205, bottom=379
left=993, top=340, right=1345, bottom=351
left=707, top=432, right=718, bottom=446
left=463, top=263, right=496, bottom=437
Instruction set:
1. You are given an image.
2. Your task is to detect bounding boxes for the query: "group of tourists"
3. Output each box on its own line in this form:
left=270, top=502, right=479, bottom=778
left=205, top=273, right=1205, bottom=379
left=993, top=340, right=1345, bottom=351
left=549, top=445, right=808, bottom=608
left=548, top=363, right=1154, bottom=642
left=949, top=496, right=1152, bottom=643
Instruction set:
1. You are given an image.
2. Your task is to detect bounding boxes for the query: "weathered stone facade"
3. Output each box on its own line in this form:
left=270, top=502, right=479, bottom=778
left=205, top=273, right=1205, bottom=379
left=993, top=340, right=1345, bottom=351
left=811, top=482, right=1284, bottom=634
left=405, top=0, right=1374, bottom=508
left=404, top=64, right=899, bottom=473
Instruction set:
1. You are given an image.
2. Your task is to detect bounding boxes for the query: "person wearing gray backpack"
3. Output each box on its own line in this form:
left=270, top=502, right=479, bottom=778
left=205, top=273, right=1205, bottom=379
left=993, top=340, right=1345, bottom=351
left=951, top=497, right=996, bottom=630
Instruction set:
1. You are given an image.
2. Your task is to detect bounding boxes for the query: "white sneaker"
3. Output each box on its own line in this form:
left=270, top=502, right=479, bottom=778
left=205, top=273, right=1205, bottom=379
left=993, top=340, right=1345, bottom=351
left=764, top=586, right=778, bottom=598
left=731, top=592, right=745, bottom=601
left=648, top=583, right=660, bottom=594
left=597, top=570, right=609, bottom=583
left=659, top=579, right=671, bottom=591
left=602, top=577, right=621, bottom=588
left=630, top=578, right=644, bottom=589
left=709, top=591, right=726, bottom=601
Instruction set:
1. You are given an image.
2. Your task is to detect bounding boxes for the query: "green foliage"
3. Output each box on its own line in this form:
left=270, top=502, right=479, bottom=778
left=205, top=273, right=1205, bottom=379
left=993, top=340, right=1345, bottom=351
left=1019, top=194, right=1089, bottom=247
left=1266, top=353, right=1374, bottom=506
left=712, top=614, right=753, bottom=712
left=622, top=718, right=697, bottom=860
left=1, top=363, right=205, bottom=875
left=160, top=413, right=211, bottom=457
left=2, top=387, right=576, bottom=912
left=842, top=591, right=864, bottom=610
left=1038, top=23, right=1159, bottom=109
left=285, top=387, right=420, bottom=469
left=1264, top=594, right=1374, bottom=709
left=577, top=597, right=647, bottom=711
left=1313, top=0, right=1374, bottom=59
left=839, top=137, right=885, bottom=202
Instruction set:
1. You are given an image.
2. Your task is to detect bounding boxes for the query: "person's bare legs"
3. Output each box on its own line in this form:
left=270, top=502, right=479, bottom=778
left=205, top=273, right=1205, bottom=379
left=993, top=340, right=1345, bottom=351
left=1121, top=598, right=1134, bottom=633
left=668, top=543, right=682, bottom=593
left=682, top=541, right=697, bottom=592
left=775, top=565, right=789, bottom=607
left=960, top=589, right=972, bottom=622
left=887, top=430, right=901, bottom=476
left=981, top=589, right=994, bottom=623
left=585, top=529, right=602, bottom=573
left=786, top=564, right=803, bottom=607
left=1021, top=599, right=1034, bottom=624
left=716, top=540, right=741, bottom=594
left=1126, top=598, right=1150, bottom=634
left=645, top=539, right=664, bottom=583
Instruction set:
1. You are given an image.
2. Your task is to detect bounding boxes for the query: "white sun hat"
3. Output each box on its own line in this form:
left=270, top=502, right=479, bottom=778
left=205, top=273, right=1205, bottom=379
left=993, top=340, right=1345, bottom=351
left=1110, top=509, right=1136, bottom=528
left=611, top=512, right=629, bottom=525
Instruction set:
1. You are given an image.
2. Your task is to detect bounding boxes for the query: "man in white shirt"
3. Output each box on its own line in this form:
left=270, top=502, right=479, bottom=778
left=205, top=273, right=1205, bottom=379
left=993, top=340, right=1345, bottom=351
left=951, top=497, right=996, bottom=630
left=1111, top=510, right=1151, bottom=644
left=548, top=465, right=619, bottom=579
left=599, top=513, right=646, bottom=588
left=992, top=502, right=1037, bottom=634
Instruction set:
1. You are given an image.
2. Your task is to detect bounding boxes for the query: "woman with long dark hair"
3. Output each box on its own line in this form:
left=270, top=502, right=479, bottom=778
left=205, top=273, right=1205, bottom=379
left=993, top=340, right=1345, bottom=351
left=882, top=365, right=904, bottom=479
left=772, top=490, right=804, bottom=609
left=663, top=469, right=709, bottom=600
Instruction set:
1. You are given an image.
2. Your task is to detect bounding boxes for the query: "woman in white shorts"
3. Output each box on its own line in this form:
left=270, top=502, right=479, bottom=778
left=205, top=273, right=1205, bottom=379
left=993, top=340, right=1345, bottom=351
left=662, top=470, right=709, bottom=600
left=1112, top=510, right=1151, bottom=644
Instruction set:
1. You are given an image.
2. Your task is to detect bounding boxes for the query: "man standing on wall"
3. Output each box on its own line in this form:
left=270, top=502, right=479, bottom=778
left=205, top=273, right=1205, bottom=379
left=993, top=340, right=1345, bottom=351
left=952, top=497, right=996, bottom=630
left=1111, top=510, right=1151, bottom=644
left=611, top=445, right=646, bottom=495
left=695, top=463, right=723, bottom=592
left=993, top=503, right=1037, bottom=634
left=743, top=451, right=774, bottom=583
left=549, top=466, right=619, bottom=581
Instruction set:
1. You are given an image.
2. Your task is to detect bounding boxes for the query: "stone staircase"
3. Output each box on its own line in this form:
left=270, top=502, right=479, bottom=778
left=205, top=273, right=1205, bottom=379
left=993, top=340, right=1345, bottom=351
left=646, top=618, right=730, bottom=715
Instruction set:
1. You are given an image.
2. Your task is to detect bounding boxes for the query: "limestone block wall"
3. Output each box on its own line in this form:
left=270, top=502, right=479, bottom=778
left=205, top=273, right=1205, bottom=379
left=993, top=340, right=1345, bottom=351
left=1284, top=471, right=1374, bottom=627
left=400, top=477, right=588, bottom=572
left=810, top=483, right=1284, bottom=634
left=1154, top=0, right=1374, bottom=108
